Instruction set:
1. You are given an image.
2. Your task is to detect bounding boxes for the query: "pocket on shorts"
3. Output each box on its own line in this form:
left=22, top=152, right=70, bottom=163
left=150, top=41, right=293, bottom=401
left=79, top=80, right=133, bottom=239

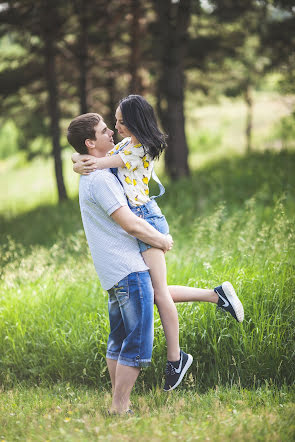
left=114, top=277, right=129, bottom=307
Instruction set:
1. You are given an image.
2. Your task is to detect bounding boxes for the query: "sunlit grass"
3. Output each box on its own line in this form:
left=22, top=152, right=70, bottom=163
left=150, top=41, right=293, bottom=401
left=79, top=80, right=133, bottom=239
left=186, top=91, right=295, bottom=169
left=0, top=384, right=294, bottom=441
left=0, top=149, right=79, bottom=216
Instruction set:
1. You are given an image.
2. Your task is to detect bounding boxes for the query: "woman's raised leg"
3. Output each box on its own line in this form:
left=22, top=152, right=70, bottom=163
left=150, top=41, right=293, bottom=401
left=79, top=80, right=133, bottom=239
left=168, top=285, right=218, bottom=303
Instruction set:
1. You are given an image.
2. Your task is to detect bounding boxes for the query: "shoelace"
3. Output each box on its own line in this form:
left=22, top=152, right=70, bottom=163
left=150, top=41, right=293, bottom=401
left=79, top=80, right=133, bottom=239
left=165, top=361, right=176, bottom=376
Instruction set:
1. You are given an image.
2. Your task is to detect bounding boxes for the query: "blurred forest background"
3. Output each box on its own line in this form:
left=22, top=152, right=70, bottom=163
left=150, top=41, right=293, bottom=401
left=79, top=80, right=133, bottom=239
left=0, top=0, right=294, bottom=205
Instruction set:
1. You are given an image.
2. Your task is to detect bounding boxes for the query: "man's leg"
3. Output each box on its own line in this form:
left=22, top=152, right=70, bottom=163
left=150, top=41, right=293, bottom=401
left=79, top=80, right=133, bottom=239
left=107, top=358, right=117, bottom=393
left=106, top=287, right=130, bottom=412
left=110, top=364, right=140, bottom=413
left=108, top=271, right=154, bottom=414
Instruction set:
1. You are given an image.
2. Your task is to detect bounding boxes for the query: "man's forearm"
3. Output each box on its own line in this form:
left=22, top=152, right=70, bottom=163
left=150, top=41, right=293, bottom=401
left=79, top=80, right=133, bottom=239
left=128, top=216, right=168, bottom=249
left=111, top=205, right=171, bottom=251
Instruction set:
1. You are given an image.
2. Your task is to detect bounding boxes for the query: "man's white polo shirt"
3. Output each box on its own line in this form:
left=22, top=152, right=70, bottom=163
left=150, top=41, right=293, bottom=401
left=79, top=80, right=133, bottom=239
left=79, top=169, right=148, bottom=290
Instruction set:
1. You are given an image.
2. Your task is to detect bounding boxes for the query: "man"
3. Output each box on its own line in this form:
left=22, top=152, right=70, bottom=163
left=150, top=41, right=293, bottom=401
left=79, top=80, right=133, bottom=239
left=67, top=113, right=174, bottom=414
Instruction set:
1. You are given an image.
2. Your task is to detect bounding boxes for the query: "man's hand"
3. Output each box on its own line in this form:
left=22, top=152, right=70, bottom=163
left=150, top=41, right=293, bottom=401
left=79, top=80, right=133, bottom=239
left=163, top=234, right=173, bottom=253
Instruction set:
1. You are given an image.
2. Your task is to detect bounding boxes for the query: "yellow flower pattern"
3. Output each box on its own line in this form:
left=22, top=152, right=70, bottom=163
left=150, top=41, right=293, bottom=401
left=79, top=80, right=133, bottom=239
left=124, top=175, right=132, bottom=185
left=109, top=137, right=154, bottom=206
left=142, top=175, right=148, bottom=185
left=108, top=138, right=154, bottom=206
left=142, top=156, right=150, bottom=169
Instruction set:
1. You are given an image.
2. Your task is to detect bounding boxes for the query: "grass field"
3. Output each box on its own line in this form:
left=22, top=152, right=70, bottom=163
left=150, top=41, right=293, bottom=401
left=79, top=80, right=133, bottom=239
left=1, top=385, right=294, bottom=441
left=0, top=92, right=294, bottom=440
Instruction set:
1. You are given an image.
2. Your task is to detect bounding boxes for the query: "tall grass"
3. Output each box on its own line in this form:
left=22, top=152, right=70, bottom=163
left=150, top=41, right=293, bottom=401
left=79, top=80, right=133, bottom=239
left=0, top=150, right=294, bottom=390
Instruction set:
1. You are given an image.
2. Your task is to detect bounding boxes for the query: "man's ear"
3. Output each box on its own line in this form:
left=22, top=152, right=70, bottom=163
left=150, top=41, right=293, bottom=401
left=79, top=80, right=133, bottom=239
left=85, top=138, right=95, bottom=150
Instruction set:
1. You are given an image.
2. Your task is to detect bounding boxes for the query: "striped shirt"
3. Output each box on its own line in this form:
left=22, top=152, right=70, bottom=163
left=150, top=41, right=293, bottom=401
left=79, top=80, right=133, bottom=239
left=79, top=169, right=148, bottom=290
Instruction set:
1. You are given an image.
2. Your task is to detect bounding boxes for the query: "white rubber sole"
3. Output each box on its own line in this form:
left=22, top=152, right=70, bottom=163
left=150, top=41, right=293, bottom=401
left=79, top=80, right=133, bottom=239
left=222, top=281, right=244, bottom=323
left=164, top=354, right=193, bottom=392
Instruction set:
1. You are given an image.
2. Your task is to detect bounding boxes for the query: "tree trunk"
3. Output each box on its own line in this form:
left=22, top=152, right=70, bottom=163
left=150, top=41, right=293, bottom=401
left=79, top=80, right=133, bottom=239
left=44, top=33, right=68, bottom=202
left=107, top=73, right=118, bottom=143
left=104, top=19, right=118, bottom=144
left=245, top=84, right=253, bottom=153
left=77, top=0, right=88, bottom=114
left=128, top=0, right=143, bottom=94
left=154, top=0, right=191, bottom=178
left=78, top=26, right=88, bottom=114
left=164, top=62, right=189, bottom=177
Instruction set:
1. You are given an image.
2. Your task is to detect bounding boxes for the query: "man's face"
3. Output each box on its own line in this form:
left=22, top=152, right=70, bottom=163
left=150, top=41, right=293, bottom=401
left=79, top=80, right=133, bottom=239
left=88, top=120, right=114, bottom=156
left=115, top=106, right=132, bottom=138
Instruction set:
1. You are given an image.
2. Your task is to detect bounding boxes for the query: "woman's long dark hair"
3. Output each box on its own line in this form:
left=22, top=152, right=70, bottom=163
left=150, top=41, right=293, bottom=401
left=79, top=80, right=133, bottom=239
left=119, top=95, right=167, bottom=160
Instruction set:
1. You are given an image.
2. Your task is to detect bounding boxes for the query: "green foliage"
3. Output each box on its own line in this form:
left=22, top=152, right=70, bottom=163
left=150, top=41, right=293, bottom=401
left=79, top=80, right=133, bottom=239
left=17, top=113, right=52, bottom=159
left=269, top=113, right=295, bottom=149
left=0, top=117, right=52, bottom=161
left=0, top=120, right=18, bottom=159
left=0, top=34, right=26, bottom=72
left=187, top=128, right=223, bottom=154
left=0, top=150, right=294, bottom=390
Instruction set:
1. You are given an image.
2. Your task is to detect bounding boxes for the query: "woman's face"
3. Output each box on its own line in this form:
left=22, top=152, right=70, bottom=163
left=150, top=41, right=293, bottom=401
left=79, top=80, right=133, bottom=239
left=115, top=106, right=132, bottom=138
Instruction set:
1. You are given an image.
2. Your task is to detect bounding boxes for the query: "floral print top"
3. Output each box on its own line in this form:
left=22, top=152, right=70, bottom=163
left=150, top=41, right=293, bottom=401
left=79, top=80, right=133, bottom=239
left=108, top=137, right=154, bottom=206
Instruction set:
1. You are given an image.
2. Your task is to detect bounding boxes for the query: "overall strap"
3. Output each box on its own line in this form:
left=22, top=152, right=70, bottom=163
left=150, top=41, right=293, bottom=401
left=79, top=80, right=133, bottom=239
left=110, top=168, right=132, bottom=208
left=150, top=168, right=165, bottom=200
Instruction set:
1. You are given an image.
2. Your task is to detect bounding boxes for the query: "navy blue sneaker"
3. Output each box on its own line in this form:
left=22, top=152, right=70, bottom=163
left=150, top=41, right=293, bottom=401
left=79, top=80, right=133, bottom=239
left=214, top=281, right=244, bottom=322
left=163, top=350, right=193, bottom=391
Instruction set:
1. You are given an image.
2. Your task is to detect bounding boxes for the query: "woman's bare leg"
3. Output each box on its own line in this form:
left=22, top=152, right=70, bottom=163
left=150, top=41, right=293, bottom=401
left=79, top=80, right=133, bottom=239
left=142, top=247, right=180, bottom=362
left=168, top=286, right=218, bottom=304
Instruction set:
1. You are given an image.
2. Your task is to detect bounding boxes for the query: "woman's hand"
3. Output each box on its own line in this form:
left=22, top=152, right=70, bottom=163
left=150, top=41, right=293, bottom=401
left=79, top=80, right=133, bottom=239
left=163, top=234, right=174, bottom=253
left=71, top=152, right=81, bottom=163
left=73, top=156, right=98, bottom=175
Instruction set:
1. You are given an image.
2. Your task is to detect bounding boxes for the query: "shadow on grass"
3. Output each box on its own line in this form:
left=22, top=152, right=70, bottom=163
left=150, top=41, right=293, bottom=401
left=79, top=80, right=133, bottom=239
left=0, top=196, right=82, bottom=249
left=1, top=149, right=294, bottom=250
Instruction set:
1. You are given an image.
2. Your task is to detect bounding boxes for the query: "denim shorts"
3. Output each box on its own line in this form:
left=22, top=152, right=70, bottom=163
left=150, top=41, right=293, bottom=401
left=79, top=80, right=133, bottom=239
left=129, top=199, right=169, bottom=253
left=106, top=271, right=154, bottom=367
